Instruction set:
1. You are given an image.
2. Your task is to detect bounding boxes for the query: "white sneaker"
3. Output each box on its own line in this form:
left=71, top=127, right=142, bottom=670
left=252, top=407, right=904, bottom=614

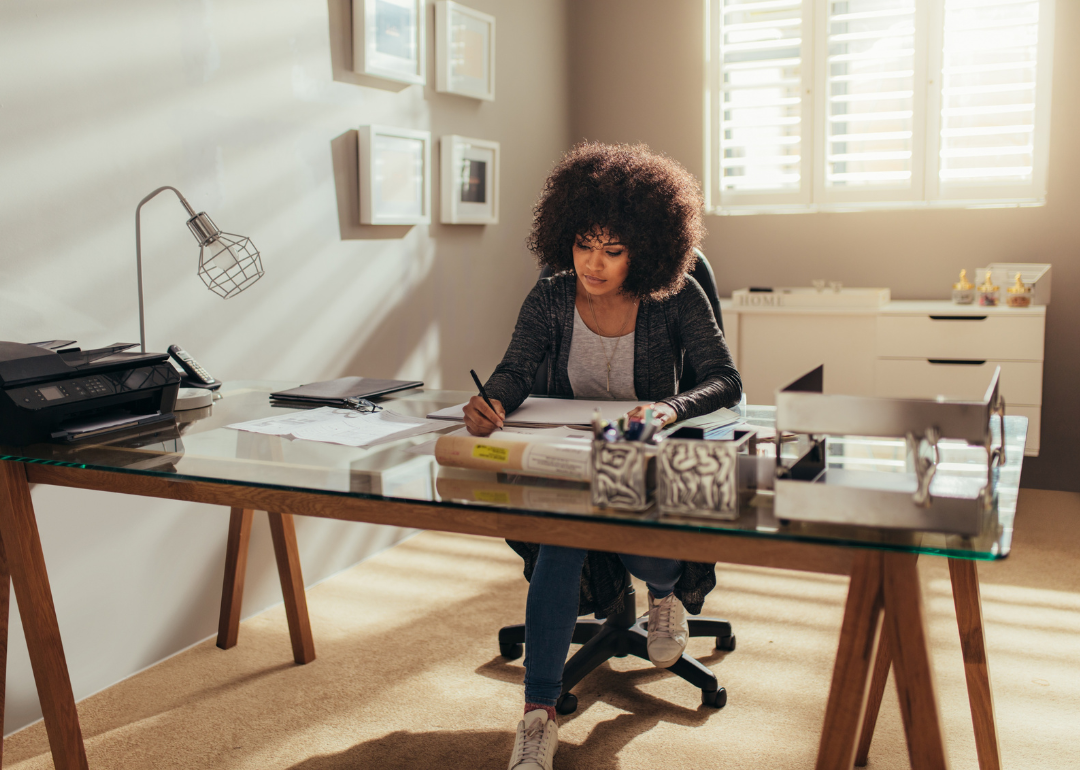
left=646, top=591, right=689, bottom=668
left=507, top=709, right=558, bottom=770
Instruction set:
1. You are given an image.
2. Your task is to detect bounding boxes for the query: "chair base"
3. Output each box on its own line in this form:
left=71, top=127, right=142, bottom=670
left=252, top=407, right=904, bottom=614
left=498, top=585, right=734, bottom=713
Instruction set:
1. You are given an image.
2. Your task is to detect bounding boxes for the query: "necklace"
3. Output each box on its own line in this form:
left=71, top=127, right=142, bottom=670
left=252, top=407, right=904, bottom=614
left=586, top=290, right=637, bottom=393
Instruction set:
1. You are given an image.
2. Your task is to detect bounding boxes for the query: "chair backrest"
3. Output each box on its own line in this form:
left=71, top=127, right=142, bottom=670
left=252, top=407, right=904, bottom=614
left=531, top=249, right=723, bottom=395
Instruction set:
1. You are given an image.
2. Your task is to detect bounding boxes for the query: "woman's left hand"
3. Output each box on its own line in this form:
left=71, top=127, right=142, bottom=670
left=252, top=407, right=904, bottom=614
left=625, top=402, right=677, bottom=426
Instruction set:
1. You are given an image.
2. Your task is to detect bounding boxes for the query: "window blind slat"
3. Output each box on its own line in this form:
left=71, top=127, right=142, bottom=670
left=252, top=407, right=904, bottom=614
left=719, top=0, right=805, bottom=194
left=939, top=0, right=1041, bottom=186
left=823, top=0, right=918, bottom=189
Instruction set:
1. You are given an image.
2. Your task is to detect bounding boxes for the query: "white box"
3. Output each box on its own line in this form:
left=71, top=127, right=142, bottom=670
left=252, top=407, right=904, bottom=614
left=732, top=287, right=890, bottom=308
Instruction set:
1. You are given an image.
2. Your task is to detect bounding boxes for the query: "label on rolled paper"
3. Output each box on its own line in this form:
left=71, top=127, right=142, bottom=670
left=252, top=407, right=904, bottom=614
left=522, top=442, right=590, bottom=480
left=473, top=444, right=510, bottom=462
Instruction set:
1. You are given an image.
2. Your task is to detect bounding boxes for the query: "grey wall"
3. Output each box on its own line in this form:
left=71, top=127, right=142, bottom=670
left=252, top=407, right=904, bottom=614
left=0, top=0, right=569, bottom=734
left=569, top=0, right=1079, bottom=491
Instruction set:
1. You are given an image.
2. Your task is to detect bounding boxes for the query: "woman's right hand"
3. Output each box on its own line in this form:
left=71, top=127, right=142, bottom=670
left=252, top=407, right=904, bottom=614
left=463, top=396, right=505, bottom=436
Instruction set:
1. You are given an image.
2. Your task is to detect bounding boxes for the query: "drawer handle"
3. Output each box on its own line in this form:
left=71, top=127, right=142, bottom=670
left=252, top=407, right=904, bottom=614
left=927, top=359, right=987, bottom=366
left=928, top=315, right=987, bottom=321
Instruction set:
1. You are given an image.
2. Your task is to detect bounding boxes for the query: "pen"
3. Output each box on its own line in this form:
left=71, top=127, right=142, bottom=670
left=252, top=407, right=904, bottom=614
left=640, top=418, right=663, bottom=444
left=592, top=408, right=605, bottom=439
left=469, top=369, right=499, bottom=426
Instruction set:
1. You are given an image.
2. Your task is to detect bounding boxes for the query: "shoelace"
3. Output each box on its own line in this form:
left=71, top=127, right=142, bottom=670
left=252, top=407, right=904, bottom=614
left=652, top=597, right=676, bottom=638
left=516, top=720, right=549, bottom=766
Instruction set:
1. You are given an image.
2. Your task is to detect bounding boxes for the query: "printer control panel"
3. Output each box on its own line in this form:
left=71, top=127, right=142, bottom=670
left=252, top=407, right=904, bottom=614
left=7, top=367, right=176, bottom=409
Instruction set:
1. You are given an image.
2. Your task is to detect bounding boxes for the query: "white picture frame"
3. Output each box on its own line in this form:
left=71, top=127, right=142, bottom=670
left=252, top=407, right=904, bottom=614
left=359, top=126, right=431, bottom=225
left=435, top=1, right=495, bottom=101
left=440, top=135, right=499, bottom=225
left=352, top=0, right=426, bottom=85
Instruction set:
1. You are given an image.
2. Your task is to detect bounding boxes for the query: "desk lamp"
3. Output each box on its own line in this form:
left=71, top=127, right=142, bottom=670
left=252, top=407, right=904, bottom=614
left=135, top=186, right=264, bottom=353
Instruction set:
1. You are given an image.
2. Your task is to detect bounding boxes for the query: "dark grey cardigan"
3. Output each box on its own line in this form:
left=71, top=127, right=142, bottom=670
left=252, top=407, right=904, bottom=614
left=486, top=272, right=742, bottom=617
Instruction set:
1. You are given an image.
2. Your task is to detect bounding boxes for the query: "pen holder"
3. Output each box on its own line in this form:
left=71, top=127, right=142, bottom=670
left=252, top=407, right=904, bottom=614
left=657, top=430, right=752, bottom=520
left=590, top=440, right=657, bottom=511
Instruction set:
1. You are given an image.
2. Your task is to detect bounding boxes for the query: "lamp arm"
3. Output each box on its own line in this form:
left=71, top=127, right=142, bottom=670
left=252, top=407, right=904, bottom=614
left=135, top=187, right=198, bottom=353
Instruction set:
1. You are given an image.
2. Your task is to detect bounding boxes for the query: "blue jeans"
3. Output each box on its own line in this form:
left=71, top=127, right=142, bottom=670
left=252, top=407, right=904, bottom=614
left=522, top=544, right=684, bottom=706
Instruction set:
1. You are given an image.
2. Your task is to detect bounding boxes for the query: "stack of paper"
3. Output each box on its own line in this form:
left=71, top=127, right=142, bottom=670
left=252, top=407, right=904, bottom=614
left=426, top=396, right=741, bottom=434
left=427, top=397, right=650, bottom=428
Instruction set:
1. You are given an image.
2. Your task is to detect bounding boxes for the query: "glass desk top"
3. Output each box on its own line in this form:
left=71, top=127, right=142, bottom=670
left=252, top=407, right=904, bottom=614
left=1, top=382, right=1026, bottom=561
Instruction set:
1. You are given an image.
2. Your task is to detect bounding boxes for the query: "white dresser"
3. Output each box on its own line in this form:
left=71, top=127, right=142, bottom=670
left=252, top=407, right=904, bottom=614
left=720, top=300, right=1046, bottom=456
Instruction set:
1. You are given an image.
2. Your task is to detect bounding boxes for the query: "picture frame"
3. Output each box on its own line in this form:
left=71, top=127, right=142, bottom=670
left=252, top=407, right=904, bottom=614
left=358, top=126, right=431, bottom=225
left=435, top=1, right=495, bottom=101
left=440, top=135, right=499, bottom=225
left=352, top=0, right=426, bottom=85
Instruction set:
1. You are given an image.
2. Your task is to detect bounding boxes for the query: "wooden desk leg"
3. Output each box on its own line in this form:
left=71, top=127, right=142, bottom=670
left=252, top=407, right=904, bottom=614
left=949, top=559, right=1001, bottom=770
left=1, top=515, right=10, bottom=767
left=883, top=552, right=949, bottom=770
left=0, top=461, right=89, bottom=770
left=816, top=551, right=885, bottom=770
left=217, top=507, right=254, bottom=650
left=854, top=624, right=892, bottom=767
left=267, top=512, right=315, bottom=664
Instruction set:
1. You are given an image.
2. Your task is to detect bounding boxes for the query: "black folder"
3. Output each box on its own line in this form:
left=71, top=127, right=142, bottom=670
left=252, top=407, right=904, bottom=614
left=269, top=376, right=422, bottom=406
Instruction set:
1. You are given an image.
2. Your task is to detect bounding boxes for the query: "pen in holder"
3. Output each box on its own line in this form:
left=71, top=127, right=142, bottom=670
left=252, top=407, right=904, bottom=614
left=590, top=439, right=657, bottom=511
left=657, top=430, right=752, bottom=520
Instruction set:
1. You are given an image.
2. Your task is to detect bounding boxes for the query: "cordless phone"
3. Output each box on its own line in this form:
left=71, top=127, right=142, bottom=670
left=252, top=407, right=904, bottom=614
left=168, top=345, right=221, bottom=390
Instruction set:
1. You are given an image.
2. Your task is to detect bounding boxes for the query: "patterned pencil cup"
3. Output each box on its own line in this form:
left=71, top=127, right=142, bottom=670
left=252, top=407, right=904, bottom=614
left=591, top=440, right=656, bottom=511
left=657, top=431, right=751, bottom=520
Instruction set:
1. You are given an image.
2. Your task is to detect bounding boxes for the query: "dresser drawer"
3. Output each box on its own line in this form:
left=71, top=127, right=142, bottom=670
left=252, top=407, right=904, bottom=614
left=877, top=314, right=1044, bottom=360
left=874, top=359, right=1043, bottom=405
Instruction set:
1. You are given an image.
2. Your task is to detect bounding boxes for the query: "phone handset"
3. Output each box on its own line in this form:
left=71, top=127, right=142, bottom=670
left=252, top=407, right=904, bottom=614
left=168, top=345, right=221, bottom=390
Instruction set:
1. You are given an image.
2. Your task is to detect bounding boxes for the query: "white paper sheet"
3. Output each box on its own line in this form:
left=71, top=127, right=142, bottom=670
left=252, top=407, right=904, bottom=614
left=426, top=397, right=650, bottom=428
left=227, top=407, right=445, bottom=448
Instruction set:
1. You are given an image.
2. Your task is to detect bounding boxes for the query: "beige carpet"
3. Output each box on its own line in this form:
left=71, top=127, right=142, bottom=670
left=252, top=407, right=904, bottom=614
left=4, top=489, right=1079, bottom=769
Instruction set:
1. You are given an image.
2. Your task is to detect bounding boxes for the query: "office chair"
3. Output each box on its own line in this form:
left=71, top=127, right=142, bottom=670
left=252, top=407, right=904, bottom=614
left=497, top=249, right=736, bottom=713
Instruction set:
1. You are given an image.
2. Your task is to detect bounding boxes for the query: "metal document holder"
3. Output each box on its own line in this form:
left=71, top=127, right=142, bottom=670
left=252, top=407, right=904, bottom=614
left=773, top=366, right=1007, bottom=536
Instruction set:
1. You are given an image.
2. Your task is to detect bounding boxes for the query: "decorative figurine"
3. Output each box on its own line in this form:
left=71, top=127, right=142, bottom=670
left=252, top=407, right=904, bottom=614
left=952, top=269, right=975, bottom=304
left=1006, top=272, right=1032, bottom=308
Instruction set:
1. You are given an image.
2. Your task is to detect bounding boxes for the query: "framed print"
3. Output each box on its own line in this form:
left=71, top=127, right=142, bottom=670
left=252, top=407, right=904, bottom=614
left=435, top=1, right=495, bottom=101
left=440, top=135, right=499, bottom=225
left=359, top=126, right=431, bottom=225
left=352, top=0, right=426, bottom=85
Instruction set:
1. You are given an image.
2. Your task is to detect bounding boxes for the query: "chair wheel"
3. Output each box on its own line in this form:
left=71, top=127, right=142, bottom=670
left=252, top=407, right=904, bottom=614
left=500, top=642, right=523, bottom=660
left=716, top=634, right=736, bottom=652
left=702, top=687, right=727, bottom=708
left=556, top=693, right=578, bottom=715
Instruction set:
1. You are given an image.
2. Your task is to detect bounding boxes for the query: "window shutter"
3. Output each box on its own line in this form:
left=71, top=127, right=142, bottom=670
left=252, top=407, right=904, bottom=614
left=717, top=0, right=807, bottom=201
left=822, top=0, right=919, bottom=190
left=938, top=0, right=1042, bottom=187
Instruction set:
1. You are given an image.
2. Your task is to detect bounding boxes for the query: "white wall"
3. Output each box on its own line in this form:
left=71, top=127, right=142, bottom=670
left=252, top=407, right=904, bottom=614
left=0, top=0, right=570, bottom=734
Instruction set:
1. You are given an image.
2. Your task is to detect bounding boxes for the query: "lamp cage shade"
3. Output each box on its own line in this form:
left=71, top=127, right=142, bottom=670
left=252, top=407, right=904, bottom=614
left=197, top=232, right=265, bottom=299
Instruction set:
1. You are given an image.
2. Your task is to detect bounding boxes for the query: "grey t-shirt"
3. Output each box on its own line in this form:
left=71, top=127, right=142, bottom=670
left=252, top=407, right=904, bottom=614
left=567, top=306, right=637, bottom=400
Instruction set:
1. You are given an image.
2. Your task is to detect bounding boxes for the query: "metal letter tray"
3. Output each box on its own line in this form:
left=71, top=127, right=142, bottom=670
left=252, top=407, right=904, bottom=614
left=772, top=366, right=1006, bottom=536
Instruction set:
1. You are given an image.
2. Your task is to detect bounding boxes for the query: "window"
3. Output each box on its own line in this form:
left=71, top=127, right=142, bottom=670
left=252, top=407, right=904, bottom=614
left=705, top=0, right=1056, bottom=213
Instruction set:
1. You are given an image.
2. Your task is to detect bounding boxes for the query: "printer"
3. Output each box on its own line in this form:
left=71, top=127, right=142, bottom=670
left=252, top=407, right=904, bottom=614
left=0, top=340, right=181, bottom=446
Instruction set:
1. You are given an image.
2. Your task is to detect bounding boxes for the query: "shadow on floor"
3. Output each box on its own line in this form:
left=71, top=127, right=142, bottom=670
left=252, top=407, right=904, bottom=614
left=288, top=708, right=723, bottom=770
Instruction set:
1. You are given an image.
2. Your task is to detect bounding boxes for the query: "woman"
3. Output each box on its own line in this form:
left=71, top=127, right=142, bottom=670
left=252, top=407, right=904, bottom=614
left=463, top=142, right=741, bottom=770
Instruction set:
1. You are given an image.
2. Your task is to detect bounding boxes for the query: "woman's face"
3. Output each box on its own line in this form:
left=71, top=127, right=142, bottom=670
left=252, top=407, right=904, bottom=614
left=573, top=227, right=630, bottom=299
